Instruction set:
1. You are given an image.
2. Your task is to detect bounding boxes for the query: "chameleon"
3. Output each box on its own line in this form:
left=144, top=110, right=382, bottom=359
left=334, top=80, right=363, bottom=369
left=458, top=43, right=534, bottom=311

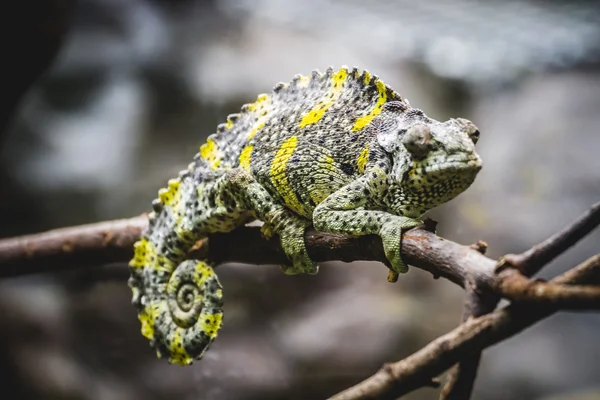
left=128, top=66, right=483, bottom=366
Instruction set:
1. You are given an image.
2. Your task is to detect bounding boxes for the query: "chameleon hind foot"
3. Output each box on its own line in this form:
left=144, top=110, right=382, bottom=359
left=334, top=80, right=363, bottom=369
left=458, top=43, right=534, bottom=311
left=277, top=218, right=318, bottom=275
left=223, top=169, right=318, bottom=276
left=261, top=219, right=318, bottom=275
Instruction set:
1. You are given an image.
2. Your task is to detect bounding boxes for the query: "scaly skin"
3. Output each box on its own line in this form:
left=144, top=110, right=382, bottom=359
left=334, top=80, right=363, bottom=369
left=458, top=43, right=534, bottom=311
left=128, top=66, right=483, bottom=365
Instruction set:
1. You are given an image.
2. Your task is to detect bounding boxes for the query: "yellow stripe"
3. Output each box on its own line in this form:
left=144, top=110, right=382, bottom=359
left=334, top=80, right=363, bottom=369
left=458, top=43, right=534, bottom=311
left=199, top=138, right=221, bottom=170
left=357, top=145, right=370, bottom=173
left=270, top=136, right=306, bottom=216
left=308, top=153, right=338, bottom=205
left=353, top=80, right=387, bottom=131
left=239, top=144, right=253, bottom=171
left=248, top=121, right=265, bottom=139
left=299, top=68, right=348, bottom=128
left=170, top=328, right=193, bottom=365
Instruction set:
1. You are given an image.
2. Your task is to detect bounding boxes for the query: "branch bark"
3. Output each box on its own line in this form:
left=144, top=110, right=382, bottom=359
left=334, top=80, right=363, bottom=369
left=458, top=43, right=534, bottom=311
left=496, top=267, right=600, bottom=309
left=0, top=215, right=497, bottom=291
left=328, top=254, right=600, bottom=400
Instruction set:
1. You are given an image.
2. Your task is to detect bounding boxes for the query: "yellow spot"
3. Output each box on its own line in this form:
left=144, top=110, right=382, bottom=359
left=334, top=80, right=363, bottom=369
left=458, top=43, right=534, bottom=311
left=194, top=261, right=213, bottom=285
left=248, top=93, right=269, bottom=111
left=299, top=68, right=348, bottom=128
left=129, top=238, right=149, bottom=268
left=199, top=138, right=221, bottom=170
left=138, top=302, right=160, bottom=341
left=158, top=179, right=181, bottom=206
left=357, top=145, right=369, bottom=173
left=353, top=80, right=387, bottom=131
left=239, top=144, right=253, bottom=171
left=170, top=328, right=193, bottom=365
left=201, top=312, right=223, bottom=339
left=225, top=118, right=234, bottom=130
left=157, top=179, right=186, bottom=237
left=129, top=237, right=174, bottom=272
left=270, top=136, right=307, bottom=216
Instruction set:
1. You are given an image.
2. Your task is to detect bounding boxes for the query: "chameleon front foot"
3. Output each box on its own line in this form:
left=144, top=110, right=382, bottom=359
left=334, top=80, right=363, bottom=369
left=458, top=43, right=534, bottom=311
left=379, top=218, right=423, bottom=281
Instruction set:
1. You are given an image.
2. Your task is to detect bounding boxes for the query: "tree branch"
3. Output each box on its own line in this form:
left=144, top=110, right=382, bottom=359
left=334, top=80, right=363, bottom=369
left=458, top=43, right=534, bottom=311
left=0, top=216, right=147, bottom=277
left=496, top=265, right=600, bottom=309
left=0, top=215, right=497, bottom=290
left=328, top=254, right=600, bottom=400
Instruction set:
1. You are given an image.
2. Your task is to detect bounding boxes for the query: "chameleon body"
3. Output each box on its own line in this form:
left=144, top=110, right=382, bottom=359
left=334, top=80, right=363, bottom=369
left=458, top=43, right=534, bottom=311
left=128, top=66, right=482, bottom=365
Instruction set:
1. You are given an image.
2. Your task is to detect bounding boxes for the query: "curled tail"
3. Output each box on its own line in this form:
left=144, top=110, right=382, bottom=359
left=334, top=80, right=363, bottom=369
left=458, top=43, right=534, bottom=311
left=128, top=176, right=224, bottom=365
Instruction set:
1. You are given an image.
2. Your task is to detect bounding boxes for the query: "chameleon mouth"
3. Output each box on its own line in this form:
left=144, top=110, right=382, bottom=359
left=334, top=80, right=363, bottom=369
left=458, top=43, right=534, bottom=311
left=403, top=155, right=481, bottom=182
left=428, top=155, right=482, bottom=172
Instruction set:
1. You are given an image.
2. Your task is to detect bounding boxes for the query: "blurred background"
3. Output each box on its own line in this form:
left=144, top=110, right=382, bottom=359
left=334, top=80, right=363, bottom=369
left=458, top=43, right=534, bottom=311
left=1, top=0, right=600, bottom=399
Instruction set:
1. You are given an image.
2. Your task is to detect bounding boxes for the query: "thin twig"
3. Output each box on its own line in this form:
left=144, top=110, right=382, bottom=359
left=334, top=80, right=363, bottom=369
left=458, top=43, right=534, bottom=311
left=328, top=254, right=600, bottom=400
left=499, top=201, right=600, bottom=276
left=496, top=266, right=600, bottom=309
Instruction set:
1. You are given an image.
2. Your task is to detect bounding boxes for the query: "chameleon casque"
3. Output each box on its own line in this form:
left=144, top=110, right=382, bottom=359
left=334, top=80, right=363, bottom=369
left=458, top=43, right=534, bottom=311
left=128, top=66, right=483, bottom=365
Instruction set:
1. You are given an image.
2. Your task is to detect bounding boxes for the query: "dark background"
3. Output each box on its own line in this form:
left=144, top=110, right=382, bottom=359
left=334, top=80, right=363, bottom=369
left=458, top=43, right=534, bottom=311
left=1, top=1, right=600, bottom=399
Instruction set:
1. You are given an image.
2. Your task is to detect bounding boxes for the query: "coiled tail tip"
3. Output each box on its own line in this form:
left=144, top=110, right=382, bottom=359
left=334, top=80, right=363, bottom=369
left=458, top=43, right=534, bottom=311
left=128, top=256, right=224, bottom=366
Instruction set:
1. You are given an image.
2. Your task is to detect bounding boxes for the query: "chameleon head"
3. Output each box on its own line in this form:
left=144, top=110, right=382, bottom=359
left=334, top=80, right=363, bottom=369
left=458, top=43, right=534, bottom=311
left=376, top=102, right=483, bottom=215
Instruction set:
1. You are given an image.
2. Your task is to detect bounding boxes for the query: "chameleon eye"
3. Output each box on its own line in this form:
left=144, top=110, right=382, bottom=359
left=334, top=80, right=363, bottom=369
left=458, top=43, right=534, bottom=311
left=469, top=129, right=480, bottom=144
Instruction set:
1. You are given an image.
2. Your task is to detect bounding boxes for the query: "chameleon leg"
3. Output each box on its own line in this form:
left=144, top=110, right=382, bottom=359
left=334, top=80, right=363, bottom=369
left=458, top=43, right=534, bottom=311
left=218, top=169, right=318, bottom=275
left=312, top=168, right=421, bottom=279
